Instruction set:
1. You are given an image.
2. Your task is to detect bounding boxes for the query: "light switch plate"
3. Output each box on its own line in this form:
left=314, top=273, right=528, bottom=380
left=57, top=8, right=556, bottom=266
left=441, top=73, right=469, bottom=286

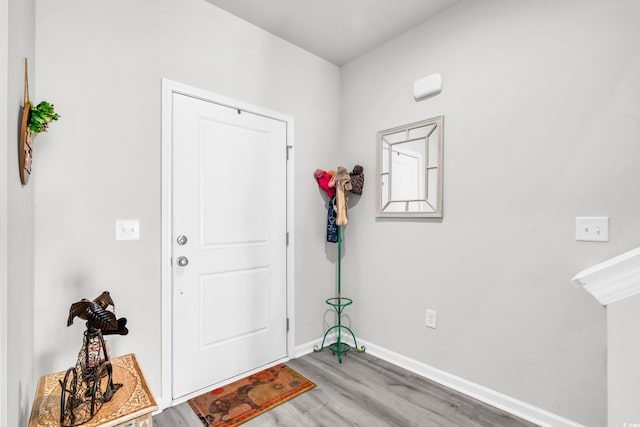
left=425, top=309, right=437, bottom=329
left=115, top=219, right=140, bottom=241
left=576, top=217, right=609, bottom=242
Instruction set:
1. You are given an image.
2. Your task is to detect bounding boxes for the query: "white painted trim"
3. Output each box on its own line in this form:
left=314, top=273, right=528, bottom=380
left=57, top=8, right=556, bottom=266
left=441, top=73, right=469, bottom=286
left=285, top=117, right=296, bottom=360
left=0, top=0, right=9, bottom=423
left=296, top=337, right=583, bottom=427
left=294, top=338, right=324, bottom=358
left=294, top=332, right=341, bottom=358
left=160, top=78, right=295, bottom=409
left=572, top=246, right=640, bottom=306
left=160, top=79, right=173, bottom=410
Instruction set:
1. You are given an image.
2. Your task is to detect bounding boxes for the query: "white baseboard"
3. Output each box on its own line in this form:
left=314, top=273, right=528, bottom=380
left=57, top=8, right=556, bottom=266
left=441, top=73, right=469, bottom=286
left=294, top=339, right=319, bottom=358
left=295, top=337, right=583, bottom=427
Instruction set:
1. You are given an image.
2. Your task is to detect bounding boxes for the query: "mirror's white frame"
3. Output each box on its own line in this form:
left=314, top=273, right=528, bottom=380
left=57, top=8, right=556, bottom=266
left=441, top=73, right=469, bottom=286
left=376, top=116, right=444, bottom=218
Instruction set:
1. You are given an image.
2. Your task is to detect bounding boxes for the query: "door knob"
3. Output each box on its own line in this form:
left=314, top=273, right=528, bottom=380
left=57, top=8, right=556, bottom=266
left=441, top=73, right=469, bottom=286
left=176, top=256, right=189, bottom=267
left=177, top=235, right=188, bottom=245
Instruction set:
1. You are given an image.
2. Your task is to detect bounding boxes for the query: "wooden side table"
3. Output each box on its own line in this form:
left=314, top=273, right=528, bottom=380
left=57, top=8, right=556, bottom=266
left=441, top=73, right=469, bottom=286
left=29, top=353, right=158, bottom=427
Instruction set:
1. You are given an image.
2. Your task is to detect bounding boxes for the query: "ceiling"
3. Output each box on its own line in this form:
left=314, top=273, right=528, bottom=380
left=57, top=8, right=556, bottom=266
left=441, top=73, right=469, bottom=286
left=205, top=0, right=461, bottom=66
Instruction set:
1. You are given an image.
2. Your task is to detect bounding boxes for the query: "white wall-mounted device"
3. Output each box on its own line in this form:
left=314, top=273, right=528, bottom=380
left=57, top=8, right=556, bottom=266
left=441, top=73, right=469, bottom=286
left=575, top=216, right=609, bottom=242
left=115, top=219, right=140, bottom=241
left=413, top=73, right=442, bottom=100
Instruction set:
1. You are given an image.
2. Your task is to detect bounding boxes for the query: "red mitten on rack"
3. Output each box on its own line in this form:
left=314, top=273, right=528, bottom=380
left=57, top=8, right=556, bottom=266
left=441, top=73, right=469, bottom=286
left=314, top=169, right=335, bottom=198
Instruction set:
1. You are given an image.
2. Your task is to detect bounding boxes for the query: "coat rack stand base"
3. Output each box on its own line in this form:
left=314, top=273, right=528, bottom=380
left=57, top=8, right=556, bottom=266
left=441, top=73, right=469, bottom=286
left=313, top=296, right=365, bottom=363
left=312, top=224, right=365, bottom=363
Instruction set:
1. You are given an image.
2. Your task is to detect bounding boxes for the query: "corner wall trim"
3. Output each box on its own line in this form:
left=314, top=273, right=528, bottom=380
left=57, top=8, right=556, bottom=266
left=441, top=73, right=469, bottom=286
left=572, top=246, right=640, bottom=306
left=295, top=338, right=583, bottom=427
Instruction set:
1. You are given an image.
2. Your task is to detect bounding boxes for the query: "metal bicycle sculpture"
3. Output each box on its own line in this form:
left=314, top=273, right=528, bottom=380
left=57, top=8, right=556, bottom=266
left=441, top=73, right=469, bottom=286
left=59, top=291, right=128, bottom=426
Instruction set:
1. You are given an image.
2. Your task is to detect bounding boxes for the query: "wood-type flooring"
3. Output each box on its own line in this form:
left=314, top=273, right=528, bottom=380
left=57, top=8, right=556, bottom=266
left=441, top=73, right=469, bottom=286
left=153, top=350, right=539, bottom=427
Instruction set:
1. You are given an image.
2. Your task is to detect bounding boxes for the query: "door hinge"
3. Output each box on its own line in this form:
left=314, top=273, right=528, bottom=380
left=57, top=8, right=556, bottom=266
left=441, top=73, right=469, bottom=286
left=286, top=317, right=290, bottom=332
left=286, top=232, right=289, bottom=246
left=286, top=145, right=293, bottom=160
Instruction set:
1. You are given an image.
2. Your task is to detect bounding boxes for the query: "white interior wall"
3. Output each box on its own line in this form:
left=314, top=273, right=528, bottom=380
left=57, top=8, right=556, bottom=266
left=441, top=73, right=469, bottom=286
left=26, top=0, right=640, bottom=424
left=3, top=0, right=36, bottom=425
left=33, top=0, right=340, bottom=406
left=0, top=0, right=8, bottom=423
left=339, top=1, right=640, bottom=425
left=608, top=293, right=640, bottom=426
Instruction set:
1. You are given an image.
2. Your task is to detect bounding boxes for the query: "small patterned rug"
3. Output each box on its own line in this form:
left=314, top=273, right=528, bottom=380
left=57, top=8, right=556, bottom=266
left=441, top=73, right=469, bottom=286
left=187, top=364, right=316, bottom=426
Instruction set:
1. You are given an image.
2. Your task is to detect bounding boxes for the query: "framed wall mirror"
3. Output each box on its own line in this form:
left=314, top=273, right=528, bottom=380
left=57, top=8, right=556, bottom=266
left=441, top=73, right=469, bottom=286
left=376, top=116, right=444, bottom=218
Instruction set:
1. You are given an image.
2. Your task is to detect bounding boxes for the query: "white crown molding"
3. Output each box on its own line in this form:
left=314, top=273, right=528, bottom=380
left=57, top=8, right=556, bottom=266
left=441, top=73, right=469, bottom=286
left=295, top=338, right=583, bottom=427
left=572, top=247, right=640, bottom=306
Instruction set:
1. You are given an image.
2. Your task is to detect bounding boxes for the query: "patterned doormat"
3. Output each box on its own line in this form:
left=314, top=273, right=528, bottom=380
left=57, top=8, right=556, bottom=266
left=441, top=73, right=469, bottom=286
left=188, top=364, right=316, bottom=426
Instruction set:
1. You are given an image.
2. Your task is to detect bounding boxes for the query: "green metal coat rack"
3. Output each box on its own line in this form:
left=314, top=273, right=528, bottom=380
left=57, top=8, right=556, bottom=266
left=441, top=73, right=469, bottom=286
left=313, top=225, right=365, bottom=363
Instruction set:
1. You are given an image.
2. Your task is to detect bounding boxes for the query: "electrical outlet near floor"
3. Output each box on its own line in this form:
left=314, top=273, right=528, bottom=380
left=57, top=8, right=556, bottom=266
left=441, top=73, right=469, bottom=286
left=425, top=309, right=437, bottom=329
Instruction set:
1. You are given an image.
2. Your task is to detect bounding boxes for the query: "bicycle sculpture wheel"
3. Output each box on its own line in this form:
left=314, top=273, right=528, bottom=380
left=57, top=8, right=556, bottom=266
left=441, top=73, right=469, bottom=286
left=60, top=291, right=129, bottom=426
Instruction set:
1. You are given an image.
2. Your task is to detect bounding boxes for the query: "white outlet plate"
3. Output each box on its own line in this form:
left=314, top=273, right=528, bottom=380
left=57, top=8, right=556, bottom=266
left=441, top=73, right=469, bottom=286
left=115, top=219, right=140, bottom=241
left=575, top=217, right=609, bottom=242
left=425, top=309, right=437, bottom=329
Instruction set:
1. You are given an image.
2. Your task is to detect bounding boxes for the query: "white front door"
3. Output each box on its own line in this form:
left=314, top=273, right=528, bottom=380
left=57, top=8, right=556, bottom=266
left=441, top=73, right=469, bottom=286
left=171, top=93, right=288, bottom=400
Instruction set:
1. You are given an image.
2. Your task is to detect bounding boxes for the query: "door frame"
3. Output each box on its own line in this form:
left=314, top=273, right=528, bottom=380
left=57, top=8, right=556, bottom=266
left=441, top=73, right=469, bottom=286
left=160, top=79, right=295, bottom=408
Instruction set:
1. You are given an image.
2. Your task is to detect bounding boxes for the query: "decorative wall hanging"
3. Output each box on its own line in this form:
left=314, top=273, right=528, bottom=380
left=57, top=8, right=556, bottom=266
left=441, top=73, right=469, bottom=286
left=19, top=58, right=60, bottom=185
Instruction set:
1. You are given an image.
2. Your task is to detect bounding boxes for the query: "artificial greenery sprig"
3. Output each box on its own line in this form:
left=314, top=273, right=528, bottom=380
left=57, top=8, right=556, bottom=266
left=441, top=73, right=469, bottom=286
left=28, top=101, right=60, bottom=134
